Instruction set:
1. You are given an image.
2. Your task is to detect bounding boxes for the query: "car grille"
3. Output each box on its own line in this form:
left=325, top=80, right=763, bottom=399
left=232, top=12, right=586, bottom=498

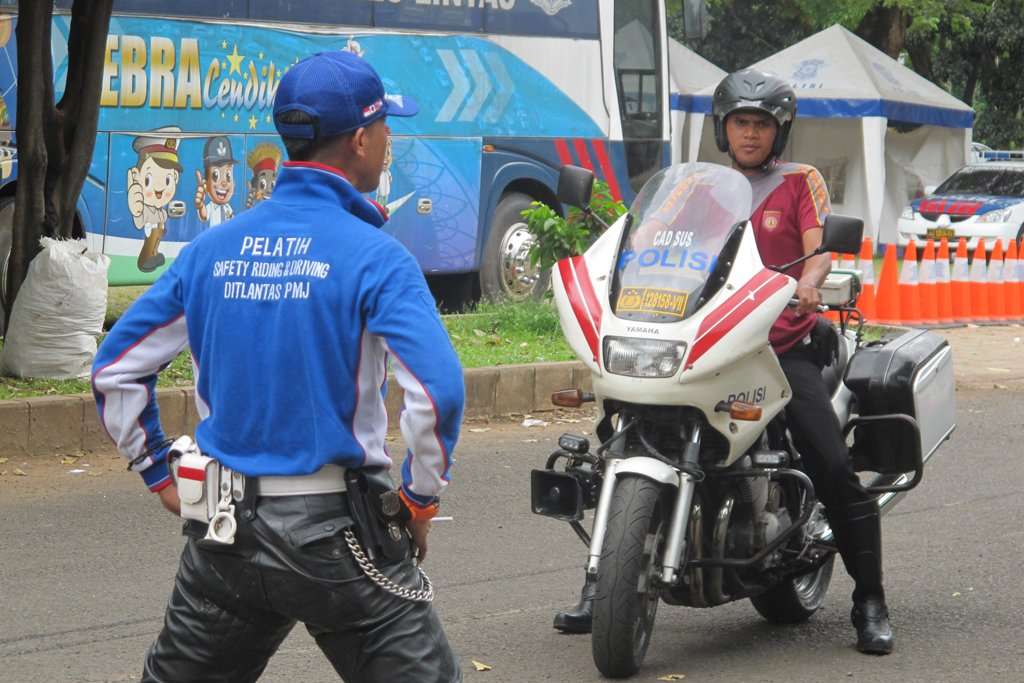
left=920, top=212, right=971, bottom=223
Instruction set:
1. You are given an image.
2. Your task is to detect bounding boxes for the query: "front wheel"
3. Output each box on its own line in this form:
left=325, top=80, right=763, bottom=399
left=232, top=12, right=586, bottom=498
left=592, top=475, right=664, bottom=679
left=749, top=554, right=835, bottom=624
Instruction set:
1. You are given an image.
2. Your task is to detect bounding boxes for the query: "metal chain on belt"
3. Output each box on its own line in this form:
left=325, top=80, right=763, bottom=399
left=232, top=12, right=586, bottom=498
left=343, top=529, right=434, bottom=602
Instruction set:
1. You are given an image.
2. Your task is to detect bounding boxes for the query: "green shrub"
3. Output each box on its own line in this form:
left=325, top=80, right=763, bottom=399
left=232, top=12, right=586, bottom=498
left=520, top=179, right=626, bottom=270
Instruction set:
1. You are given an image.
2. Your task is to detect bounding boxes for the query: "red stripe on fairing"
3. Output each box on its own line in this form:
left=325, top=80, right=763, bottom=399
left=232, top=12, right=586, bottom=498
left=696, top=270, right=775, bottom=333
left=554, top=139, right=573, bottom=166
left=177, top=466, right=207, bottom=481
left=591, top=139, right=622, bottom=201
left=570, top=256, right=602, bottom=330
left=686, top=270, right=789, bottom=368
left=572, top=139, right=594, bottom=171
left=558, top=258, right=599, bottom=361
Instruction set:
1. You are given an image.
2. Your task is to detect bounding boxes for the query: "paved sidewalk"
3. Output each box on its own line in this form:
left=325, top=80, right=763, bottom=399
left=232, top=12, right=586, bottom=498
left=934, top=325, right=1024, bottom=389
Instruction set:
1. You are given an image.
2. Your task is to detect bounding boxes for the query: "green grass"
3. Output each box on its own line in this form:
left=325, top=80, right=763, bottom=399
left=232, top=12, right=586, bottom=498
left=0, top=295, right=574, bottom=400
left=444, top=300, right=574, bottom=368
left=0, top=287, right=900, bottom=401
left=0, top=338, right=194, bottom=401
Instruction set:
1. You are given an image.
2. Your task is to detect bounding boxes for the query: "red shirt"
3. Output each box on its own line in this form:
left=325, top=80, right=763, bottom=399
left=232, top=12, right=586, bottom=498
left=749, top=162, right=831, bottom=354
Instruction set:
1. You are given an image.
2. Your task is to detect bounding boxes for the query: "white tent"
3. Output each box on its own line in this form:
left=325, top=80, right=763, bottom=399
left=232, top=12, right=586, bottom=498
left=667, top=37, right=725, bottom=168
left=683, top=25, right=974, bottom=244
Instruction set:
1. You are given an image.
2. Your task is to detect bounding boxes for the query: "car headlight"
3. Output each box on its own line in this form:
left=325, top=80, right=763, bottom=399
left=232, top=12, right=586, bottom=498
left=603, top=336, right=687, bottom=378
left=900, top=206, right=915, bottom=220
left=977, top=207, right=1014, bottom=223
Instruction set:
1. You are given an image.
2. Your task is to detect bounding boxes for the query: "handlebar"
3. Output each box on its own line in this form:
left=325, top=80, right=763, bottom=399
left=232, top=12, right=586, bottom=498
left=787, top=298, right=829, bottom=313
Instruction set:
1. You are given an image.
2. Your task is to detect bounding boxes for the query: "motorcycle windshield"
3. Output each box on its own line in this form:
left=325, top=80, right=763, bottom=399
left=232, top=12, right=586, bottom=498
left=611, top=163, right=752, bottom=323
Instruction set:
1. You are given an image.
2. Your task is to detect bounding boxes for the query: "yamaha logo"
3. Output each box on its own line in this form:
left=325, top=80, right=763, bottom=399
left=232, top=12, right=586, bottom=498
left=531, top=0, right=572, bottom=16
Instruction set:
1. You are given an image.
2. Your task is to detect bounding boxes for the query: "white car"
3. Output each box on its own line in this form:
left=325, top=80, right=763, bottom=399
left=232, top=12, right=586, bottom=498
left=897, top=153, right=1024, bottom=251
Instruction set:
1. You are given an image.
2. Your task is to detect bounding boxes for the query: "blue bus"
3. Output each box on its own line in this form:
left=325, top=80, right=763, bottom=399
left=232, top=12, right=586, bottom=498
left=0, top=1, right=669, bottom=306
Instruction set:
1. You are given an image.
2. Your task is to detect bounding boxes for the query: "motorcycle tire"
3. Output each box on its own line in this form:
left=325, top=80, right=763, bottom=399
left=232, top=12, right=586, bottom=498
left=749, top=554, right=835, bottom=624
left=591, top=474, right=664, bottom=679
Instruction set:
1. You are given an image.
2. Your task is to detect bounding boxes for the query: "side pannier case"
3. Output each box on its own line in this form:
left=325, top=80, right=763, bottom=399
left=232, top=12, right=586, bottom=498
left=843, top=330, right=956, bottom=476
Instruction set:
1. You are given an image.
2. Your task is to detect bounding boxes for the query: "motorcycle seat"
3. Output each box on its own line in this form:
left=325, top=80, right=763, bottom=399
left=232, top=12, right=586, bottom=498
left=819, top=326, right=849, bottom=397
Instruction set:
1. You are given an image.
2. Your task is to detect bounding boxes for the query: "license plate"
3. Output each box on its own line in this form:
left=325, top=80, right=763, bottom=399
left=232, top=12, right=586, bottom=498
left=926, top=227, right=955, bottom=240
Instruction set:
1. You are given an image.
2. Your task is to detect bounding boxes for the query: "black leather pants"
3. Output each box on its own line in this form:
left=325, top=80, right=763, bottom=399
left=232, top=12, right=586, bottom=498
left=779, top=345, right=885, bottom=602
left=141, top=492, right=461, bottom=682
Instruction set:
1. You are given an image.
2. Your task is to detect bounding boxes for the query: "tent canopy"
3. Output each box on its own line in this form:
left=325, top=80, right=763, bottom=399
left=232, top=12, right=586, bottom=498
left=684, top=25, right=973, bottom=128
left=680, top=25, right=974, bottom=243
left=667, top=38, right=725, bottom=176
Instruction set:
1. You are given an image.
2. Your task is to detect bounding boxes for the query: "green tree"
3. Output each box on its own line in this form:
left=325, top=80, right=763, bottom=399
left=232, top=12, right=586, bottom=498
left=2, top=1, right=113, bottom=334
left=674, top=1, right=1024, bottom=148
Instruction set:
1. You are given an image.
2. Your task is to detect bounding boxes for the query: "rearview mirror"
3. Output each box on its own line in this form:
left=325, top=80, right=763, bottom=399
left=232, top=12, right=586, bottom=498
left=821, top=213, right=863, bottom=254
left=557, top=165, right=595, bottom=209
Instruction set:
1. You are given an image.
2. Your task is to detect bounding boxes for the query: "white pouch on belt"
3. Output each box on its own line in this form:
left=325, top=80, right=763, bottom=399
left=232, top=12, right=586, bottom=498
left=169, top=436, right=219, bottom=523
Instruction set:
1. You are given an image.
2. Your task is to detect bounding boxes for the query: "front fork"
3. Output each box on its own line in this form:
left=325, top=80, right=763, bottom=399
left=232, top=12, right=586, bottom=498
left=586, top=421, right=702, bottom=588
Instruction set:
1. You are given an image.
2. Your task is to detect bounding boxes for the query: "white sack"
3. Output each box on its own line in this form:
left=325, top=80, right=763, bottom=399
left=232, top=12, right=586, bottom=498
left=1, top=237, right=110, bottom=378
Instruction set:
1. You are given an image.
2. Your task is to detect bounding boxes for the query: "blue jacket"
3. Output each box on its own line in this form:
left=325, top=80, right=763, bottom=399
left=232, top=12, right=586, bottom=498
left=92, top=162, right=464, bottom=510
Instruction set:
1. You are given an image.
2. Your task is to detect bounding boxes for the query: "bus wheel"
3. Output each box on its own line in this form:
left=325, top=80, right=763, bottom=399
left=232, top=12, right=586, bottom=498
left=0, top=197, right=13, bottom=336
left=480, top=192, right=549, bottom=302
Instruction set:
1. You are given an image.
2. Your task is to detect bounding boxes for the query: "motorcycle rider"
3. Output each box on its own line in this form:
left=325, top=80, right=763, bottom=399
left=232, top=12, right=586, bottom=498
left=554, top=68, right=894, bottom=655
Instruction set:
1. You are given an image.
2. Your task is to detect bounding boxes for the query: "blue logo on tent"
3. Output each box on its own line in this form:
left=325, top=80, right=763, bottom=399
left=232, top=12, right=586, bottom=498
left=793, top=59, right=825, bottom=81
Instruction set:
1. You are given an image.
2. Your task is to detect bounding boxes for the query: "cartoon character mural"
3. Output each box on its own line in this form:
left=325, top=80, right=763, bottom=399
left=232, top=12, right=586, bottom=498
left=194, top=135, right=237, bottom=227
left=246, top=142, right=281, bottom=208
left=127, top=126, right=184, bottom=272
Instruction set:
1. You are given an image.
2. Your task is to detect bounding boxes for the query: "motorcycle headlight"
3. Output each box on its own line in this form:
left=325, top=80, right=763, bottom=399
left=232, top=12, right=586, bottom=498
left=900, top=206, right=915, bottom=220
left=977, top=207, right=1014, bottom=224
left=603, top=336, right=687, bottom=378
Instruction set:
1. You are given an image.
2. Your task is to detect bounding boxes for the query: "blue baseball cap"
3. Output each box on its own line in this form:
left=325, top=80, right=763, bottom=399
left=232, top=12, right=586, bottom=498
left=273, top=50, right=418, bottom=140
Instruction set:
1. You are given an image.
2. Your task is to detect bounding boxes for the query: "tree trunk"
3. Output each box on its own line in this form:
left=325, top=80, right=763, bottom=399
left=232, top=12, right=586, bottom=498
left=855, top=5, right=909, bottom=59
left=3, top=0, right=113, bottom=329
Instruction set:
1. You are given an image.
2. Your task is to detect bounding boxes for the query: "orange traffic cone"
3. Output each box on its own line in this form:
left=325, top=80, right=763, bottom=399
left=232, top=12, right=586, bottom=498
left=898, top=241, right=922, bottom=326
left=969, top=239, right=990, bottom=322
left=988, top=241, right=1008, bottom=322
left=856, top=238, right=877, bottom=320
left=840, top=252, right=857, bottom=271
left=1005, top=240, right=1022, bottom=323
left=952, top=238, right=972, bottom=323
left=936, top=238, right=954, bottom=325
left=874, top=243, right=901, bottom=325
left=919, top=239, right=939, bottom=325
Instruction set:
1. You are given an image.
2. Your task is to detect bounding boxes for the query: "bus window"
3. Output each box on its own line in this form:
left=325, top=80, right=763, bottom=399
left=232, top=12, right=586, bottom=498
left=614, top=0, right=663, bottom=193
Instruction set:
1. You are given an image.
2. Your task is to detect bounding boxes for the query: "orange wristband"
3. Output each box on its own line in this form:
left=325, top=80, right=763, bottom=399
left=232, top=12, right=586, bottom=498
left=398, top=489, right=439, bottom=522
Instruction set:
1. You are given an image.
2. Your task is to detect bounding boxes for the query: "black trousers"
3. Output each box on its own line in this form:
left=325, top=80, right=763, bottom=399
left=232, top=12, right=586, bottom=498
left=779, top=342, right=885, bottom=602
left=778, top=344, right=872, bottom=513
left=142, top=492, right=461, bottom=683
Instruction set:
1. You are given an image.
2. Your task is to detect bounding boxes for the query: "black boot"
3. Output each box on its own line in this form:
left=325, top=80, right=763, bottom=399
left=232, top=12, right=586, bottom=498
left=553, top=572, right=595, bottom=634
left=844, top=499, right=894, bottom=655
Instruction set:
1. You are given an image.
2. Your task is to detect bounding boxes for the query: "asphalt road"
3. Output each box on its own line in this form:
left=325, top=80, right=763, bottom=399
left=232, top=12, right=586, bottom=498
left=1, top=389, right=1021, bottom=683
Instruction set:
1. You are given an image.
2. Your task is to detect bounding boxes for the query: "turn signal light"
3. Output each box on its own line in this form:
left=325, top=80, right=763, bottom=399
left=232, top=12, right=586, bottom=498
left=728, top=401, right=762, bottom=421
left=715, top=400, right=763, bottom=421
left=551, top=389, right=595, bottom=408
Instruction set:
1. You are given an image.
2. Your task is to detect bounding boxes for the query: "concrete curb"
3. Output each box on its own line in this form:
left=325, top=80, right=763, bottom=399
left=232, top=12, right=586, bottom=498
left=1, top=351, right=1015, bottom=460
left=0, top=362, right=591, bottom=460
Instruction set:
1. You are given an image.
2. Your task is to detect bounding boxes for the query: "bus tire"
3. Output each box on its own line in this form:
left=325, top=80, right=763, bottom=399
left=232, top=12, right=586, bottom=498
left=0, top=196, right=13, bottom=336
left=479, top=192, right=549, bottom=302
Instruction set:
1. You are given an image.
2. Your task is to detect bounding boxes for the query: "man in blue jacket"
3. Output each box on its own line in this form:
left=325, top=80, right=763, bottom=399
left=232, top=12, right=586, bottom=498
left=93, top=51, right=465, bottom=682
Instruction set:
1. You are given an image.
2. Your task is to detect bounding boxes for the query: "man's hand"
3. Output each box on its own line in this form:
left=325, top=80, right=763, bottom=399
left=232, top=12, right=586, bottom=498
left=794, top=282, right=822, bottom=317
left=406, top=518, right=431, bottom=563
left=157, top=483, right=181, bottom=516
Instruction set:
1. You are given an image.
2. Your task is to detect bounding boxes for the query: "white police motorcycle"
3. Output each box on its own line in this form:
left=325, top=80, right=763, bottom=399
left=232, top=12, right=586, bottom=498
left=531, top=163, right=956, bottom=678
